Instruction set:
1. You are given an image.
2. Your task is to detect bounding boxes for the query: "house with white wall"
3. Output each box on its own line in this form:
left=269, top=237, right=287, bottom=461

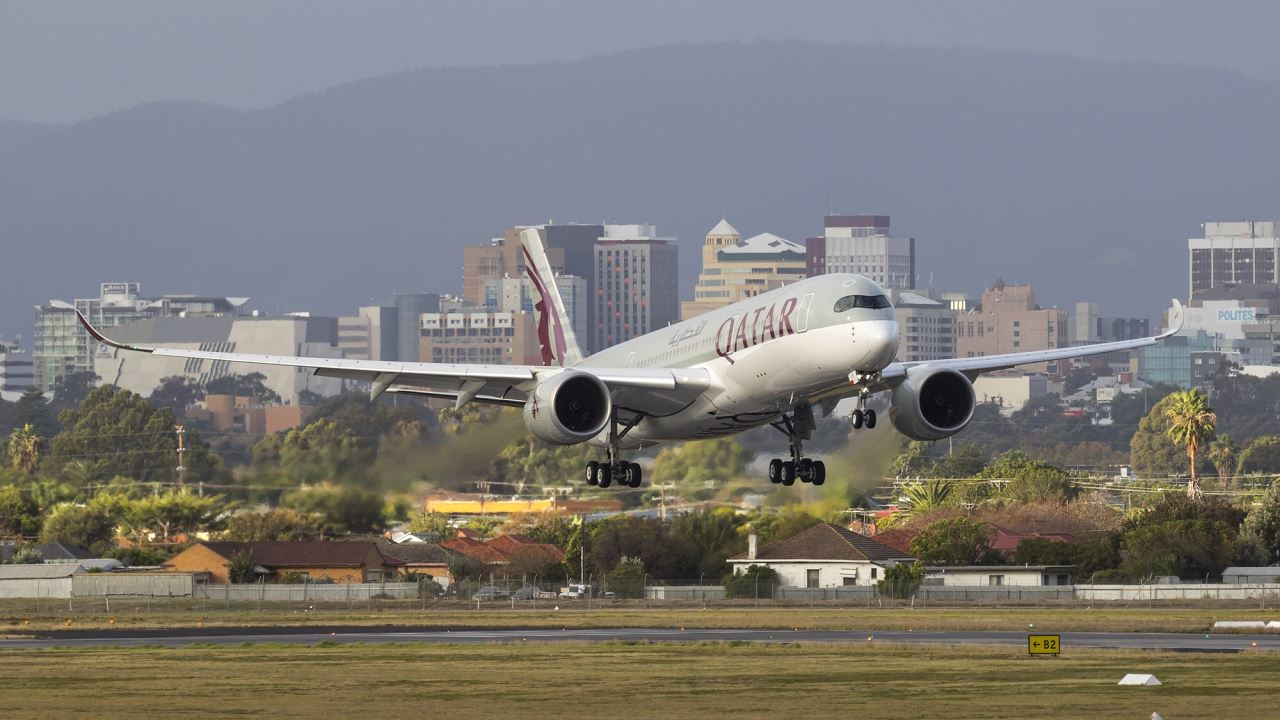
left=925, top=565, right=1074, bottom=587
left=727, top=523, right=914, bottom=588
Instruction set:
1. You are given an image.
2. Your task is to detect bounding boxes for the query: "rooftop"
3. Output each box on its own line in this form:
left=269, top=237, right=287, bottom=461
left=730, top=523, right=914, bottom=563
left=719, top=232, right=805, bottom=256
left=707, top=218, right=740, bottom=237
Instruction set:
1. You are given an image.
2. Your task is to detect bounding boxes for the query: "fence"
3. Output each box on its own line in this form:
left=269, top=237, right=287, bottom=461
left=193, top=581, right=420, bottom=602
left=1077, top=583, right=1280, bottom=603
left=74, top=573, right=194, bottom=598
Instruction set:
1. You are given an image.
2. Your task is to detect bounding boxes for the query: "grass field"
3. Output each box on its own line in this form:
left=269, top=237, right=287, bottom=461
left=3, top=603, right=1278, bottom=635
left=1, top=641, right=1275, bottom=719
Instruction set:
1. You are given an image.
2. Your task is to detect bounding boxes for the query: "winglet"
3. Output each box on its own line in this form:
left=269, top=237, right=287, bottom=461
left=75, top=310, right=152, bottom=353
left=1157, top=299, right=1185, bottom=339
left=520, top=227, right=584, bottom=366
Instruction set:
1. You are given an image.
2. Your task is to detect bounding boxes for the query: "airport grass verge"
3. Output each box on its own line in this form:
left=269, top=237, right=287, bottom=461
left=0, top=641, right=1275, bottom=719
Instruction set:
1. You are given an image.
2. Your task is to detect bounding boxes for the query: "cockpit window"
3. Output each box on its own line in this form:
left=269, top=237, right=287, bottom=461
left=833, top=294, right=892, bottom=312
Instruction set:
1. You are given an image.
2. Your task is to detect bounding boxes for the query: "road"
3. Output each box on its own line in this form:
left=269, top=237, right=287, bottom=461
left=3, top=626, right=1279, bottom=652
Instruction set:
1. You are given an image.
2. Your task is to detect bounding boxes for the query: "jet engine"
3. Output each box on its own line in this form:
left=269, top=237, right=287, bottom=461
left=522, top=371, right=612, bottom=445
left=888, top=365, right=977, bottom=440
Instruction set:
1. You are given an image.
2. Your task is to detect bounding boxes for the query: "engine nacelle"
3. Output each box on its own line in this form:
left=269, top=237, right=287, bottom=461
left=522, top=371, right=612, bottom=445
left=889, top=365, right=977, bottom=441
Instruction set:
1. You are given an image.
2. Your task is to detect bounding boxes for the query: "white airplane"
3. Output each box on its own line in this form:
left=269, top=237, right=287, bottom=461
left=78, top=229, right=1184, bottom=490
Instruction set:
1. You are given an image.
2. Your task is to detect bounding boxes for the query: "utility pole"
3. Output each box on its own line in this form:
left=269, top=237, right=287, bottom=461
left=174, top=424, right=187, bottom=489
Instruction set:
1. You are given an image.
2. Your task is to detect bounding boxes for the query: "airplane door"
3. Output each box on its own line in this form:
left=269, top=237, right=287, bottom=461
left=796, top=293, right=815, bottom=333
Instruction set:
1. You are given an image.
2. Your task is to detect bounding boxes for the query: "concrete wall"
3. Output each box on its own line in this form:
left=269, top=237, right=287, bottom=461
left=730, top=560, right=887, bottom=587
left=1076, top=584, right=1280, bottom=602
left=0, top=578, right=73, bottom=599
left=194, top=582, right=419, bottom=602
left=73, top=573, right=194, bottom=597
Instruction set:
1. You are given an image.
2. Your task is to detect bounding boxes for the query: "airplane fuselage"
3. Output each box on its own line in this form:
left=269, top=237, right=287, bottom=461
left=577, top=273, right=899, bottom=446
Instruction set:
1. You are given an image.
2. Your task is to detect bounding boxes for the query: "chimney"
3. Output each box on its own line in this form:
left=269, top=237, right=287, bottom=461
left=748, top=533, right=758, bottom=561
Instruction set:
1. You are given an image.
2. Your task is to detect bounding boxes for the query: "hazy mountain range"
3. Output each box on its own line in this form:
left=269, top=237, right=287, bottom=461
left=2, top=41, right=1278, bottom=339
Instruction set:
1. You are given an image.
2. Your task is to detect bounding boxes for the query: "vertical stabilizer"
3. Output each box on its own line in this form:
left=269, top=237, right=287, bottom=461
left=520, top=228, right=584, bottom=366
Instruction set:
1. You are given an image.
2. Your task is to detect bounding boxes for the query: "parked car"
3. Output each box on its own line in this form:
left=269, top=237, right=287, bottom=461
left=511, top=585, right=539, bottom=600
left=471, top=586, right=511, bottom=601
left=558, top=583, right=591, bottom=599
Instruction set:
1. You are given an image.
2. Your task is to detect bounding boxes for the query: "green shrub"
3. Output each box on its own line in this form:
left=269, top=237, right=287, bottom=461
left=877, top=562, right=925, bottom=599
left=722, top=564, right=779, bottom=599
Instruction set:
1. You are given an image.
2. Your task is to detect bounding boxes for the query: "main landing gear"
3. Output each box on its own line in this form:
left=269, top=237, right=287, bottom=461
left=585, top=411, right=644, bottom=489
left=767, top=403, right=826, bottom=487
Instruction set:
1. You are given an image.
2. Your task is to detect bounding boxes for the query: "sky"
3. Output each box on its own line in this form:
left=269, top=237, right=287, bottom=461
left=3, top=0, right=1280, bottom=124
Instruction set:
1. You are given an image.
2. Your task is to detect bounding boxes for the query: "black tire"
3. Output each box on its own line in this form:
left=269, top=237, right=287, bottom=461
left=852, top=409, right=864, bottom=429
left=598, top=464, right=612, bottom=489
left=781, top=461, right=796, bottom=486
left=586, top=461, right=600, bottom=486
left=812, top=460, right=826, bottom=486
left=798, top=458, right=813, bottom=483
left=768, top=458, right=783, bottom=483
left=865, top=409, right=877, bottom=429
left=628, top=462, right=643, bottom=488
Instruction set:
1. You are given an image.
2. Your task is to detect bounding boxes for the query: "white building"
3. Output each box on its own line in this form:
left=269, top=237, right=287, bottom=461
left=972, top=372, right=1049, bottom=414
left=0, top=343, right=34, bottom=394
left=93, top=316, right=343, bottom=404
left=889, top=290, right=957, bottom=362
left=727, top=523, right=914, bottom=588
left=1189, top=221, right=1280, bottom=301
left=806, top=215, right=915, bottom=290
left=925, top=565, right=1074, bottom=587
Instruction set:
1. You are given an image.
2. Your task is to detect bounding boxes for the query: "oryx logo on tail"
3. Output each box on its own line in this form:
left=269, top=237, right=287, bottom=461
left=520, top=228, right=584, bottom=367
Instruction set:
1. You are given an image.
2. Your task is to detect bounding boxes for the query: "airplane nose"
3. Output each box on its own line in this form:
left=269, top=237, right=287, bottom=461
left=854, top=320, right=899, bottom=370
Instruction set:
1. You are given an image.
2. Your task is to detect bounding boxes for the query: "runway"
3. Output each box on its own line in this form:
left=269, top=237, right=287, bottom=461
left=3, top=626, right=1279, bottom=652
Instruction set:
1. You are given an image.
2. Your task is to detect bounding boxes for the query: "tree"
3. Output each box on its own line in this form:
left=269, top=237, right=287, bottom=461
left=149, top=376, right=205, bottom=414
left=11, top=388, right=57, bottom=440
left=745, top=508, right=823, bottom=545
left=877, top=561, right=925, bottom=599
left=51, top=370, right=98, bottom=413
left=8, top=546, right=43, bottom=564
left=900, top=479, right=954, bottom=515
left=40, top=503, right=117, bottom=555
left=1207, top=434, right=1240, bottom=487
left=723, top=564, right=779, bottom=599
left=205, top=372, right=281, bottom=403
left=1237, top=436, right=1280, bottom=477
left=228, top=549, right=256, bottom=583
left=979, top=451, right=1079, bottom=503
left=1009, top=537, right=1077, bottom=566
left=1130, top=394, right=1199, bottom=481
left=1122, top=519, right=1235, bottom=581
left=606, top=557, right=646, bottom=598
left=1163, top=389, right=1216, bottom=498
left=405, top=511, right=453, bottom=540
left=670, top=509, right=746, bottom=578
left=7, top=423, right=41, bottom=473
left=1242, top=482, right=1280, bottom=563
left=652, top=437, right=751, bottom=499
left=52, top=386, right=221, bottom=484
left=908, top=518, right=994, bottom=566
left=280, top=485, right=384, bottom=535
left=0, top=485, right=40, bottom=538
left=221, top=508, right=315, bottom=541
left=126, top=490, right=223, bottom=544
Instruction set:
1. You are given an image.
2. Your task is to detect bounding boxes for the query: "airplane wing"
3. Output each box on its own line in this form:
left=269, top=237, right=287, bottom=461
left=76, top=311, right=711, bottom=416
left=808, top=299, right=1185, bottom=405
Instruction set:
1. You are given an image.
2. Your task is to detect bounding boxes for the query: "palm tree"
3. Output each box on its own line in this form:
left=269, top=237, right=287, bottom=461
left=1206, top=433, right=1239, bottom=489
left=1164, top=389, right=1216, bottom=499
left=6, top=424, right=40, bottom=473
left=898, top=479, right=954, bottom=518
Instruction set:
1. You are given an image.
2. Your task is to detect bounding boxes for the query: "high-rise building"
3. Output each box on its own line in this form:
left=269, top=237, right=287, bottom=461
left=954, top=280, right=1068, bottom=374
left=1070, top=302, right=1152, bottom=346
left=420, top=310, right=541, bottom=365
left=33, top=282, right=249, bottom=391
left=462, top=235, right=568, bottom=308
left=1189, top=221, right=1280, bottom=303
left=0, top=337, right=34, bottom=396
left=680, top=219, right=807, bottom=320
left=392, top=293, right=441, bottom=363
left=806, top=215, right=915, bottom=289
left=888, top=290, right=957, bottom=363
left=482, top=274, right=588, bottom=343
left=594, top=224, right=679, bottom=349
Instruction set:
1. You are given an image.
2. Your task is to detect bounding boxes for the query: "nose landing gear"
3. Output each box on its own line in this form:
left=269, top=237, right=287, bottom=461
left=851, top=387, right=877, bottom=430
left=767, top=403, right=826, bottom=487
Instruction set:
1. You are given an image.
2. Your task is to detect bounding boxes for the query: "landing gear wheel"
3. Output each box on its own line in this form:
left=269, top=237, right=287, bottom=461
left=768, top=459, right=783, bottom=484
left=865, top=409, right=877, bottom=429
left=598, top=464, right=612, bottom=489
left=798, top=458, right=813, bottom=483
left=852, top=409, right=865, bottom=429
left=586, top=461, right=600, bottom=486
left=811, top=460, right=826, bottom=486
left=627, top=462, right=642, bottom=488
left=781, top=461, right=796, bottom=486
